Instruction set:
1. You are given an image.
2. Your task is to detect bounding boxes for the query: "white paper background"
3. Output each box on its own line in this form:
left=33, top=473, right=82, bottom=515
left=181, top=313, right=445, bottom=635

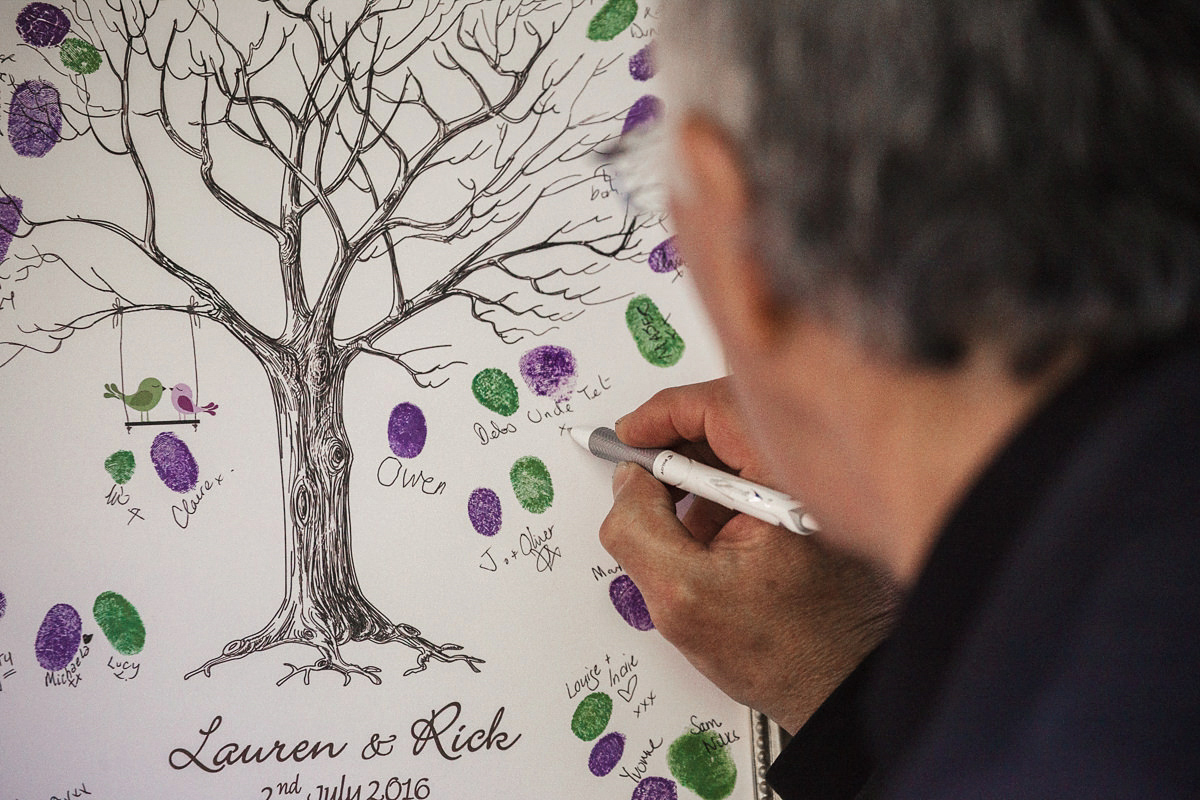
left=0, top=1, right=761, bottom=798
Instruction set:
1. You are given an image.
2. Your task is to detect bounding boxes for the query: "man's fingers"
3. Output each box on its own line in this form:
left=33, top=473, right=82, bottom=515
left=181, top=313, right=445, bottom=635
left=615, top=379, right=755, bottom=472
left=681, top=495, right=738, bottom=544
left=615, top=382, right=717, bottom=445
left=599, top=463, right=702, bottom=579
left=672, top=439, right=730, bottom=474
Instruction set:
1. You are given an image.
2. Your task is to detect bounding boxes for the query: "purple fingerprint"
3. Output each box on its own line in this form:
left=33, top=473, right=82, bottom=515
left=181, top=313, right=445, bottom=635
left=0, top=196, right=21, bottom=263
left=468, top=488, right=502, bottom=537
left=150, top=432, right=199, bottom=493
left=622, top=95, right=663, bottom=135
left=387, top=402, right=427, bottom=458
left=633, top=777, right=678, bottom=800
left=0, top=590, right=7, bottom=621
left=519, top=345, right=577, bottom=403
left=649, top=237, right=683, bottom=274
left=35, top=603, right=81, bottom=671
left=16, top=3, right=71, bottom=47
left=610, top=575, right=654, bottom=631
left=8, top=80, right=62, bottom=158
left=589, top=732, right=626, bottom=777
left=629, top=43, right=656, bottom=81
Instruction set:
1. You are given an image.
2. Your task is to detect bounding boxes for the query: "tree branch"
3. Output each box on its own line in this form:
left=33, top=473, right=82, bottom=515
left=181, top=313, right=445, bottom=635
left=149, top=25, right=204, bottom=159
left=2, top=298, right=213, bottom=369
left=198, top=80, right=287, bottom=241
left=2, top=186, right=274, bottom=356
left=5, top=0, right=638, bottom=375
left=113, top=32, right=160, bottom=252
left=342, top=16, right=556, bottom=272
left=355, top=342, right=467, bottom=389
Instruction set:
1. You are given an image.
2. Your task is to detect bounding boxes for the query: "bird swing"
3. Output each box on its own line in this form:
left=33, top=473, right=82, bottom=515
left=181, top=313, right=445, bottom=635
left=107, top=298, right=211, bottom=432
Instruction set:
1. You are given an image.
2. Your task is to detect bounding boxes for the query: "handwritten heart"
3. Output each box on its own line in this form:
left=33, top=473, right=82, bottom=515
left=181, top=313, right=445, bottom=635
left=617, top=673, right=638, bottom=703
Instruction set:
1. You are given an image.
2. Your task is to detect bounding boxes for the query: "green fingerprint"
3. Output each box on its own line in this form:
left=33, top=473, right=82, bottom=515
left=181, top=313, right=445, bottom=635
left=667, top=731, right=738, bottom=800
left=571, top=692, right=613, bottom=741
left=472, top=368, right=520, bottom=416
left=510, top=456, right=554, bottom=513
left=588, top=0, right=638, bottom=41
left=60, top=38, right=103, bottom=75
left=104, top=450, right=136, bottom=485
left=93, top=591, right=146, bottom=656
left=626, top=295, right=686, bottom=367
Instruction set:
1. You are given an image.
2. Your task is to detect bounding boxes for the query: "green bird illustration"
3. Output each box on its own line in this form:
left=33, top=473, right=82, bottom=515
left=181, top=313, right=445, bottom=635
left=103, top=378, right=166, bottom=421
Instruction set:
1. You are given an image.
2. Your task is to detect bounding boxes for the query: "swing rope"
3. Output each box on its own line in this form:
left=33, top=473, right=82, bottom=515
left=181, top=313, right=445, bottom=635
left=113, top=298, right=203, bottom=429
left=115, top=300, right=131, bottom=427
left=189, top=296, right=200, bottom=414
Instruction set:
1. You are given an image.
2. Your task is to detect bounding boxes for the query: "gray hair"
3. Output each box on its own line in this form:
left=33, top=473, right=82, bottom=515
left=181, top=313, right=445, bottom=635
left=658, top=0, right=1200, bottom=374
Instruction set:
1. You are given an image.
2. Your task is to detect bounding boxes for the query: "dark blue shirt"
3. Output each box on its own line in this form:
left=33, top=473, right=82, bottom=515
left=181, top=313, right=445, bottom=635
left=768, top=331, right=1200, bottom=798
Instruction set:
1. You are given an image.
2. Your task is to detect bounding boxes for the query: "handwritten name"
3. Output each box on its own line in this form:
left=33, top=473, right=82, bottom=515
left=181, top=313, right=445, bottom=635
left=625, top=3, right=661, bottom=39
left=410, top=702, right=521, bottom=761
left=171, top=472, right=229, bottom=530
left=45, top=643, right=89, bottom=688
left=475, top=419, right=518, bottom=446
left=0, top=649, right=15, bottom=691
left=566, top=662, right=602, bottom=699
left=376, top=458, right=447, bottom=495
left=591, top=563, right=624, bottom=581
left=105, top=484, right=145, bottom=525
left=49, top=782, right=91, bottom=800
left=619, top=738, right=664, bottom=784
left=577, top=374, right=613, bottom=401
left=608, top=653, right=638, bottom=688
left=526, top=400, right=572, bottom=425
left=108, top=656, right=140, bottom=681
left=168, top=715, right=349, bottom=773
left=479, top=526, right=560, bottom=574
left=525, top=375, right=613, bottom=425
left=520, top=525, right=561, bottom=572
left=631, top=305, right=679, bottom=363
left=691, top=715, right=742, bottom=750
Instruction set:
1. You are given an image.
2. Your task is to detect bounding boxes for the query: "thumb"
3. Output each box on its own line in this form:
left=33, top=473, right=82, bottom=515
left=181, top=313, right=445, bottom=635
left=599, top=463, right=701, bottom=578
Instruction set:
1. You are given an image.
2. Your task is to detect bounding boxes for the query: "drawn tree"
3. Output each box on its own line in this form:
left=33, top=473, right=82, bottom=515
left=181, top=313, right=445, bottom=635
left=0, top=0, right=649, bottom=684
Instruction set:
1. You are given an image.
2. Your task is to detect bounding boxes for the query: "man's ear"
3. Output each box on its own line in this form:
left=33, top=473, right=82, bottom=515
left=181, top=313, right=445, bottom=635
left=668, top=115, right=787, bottom=354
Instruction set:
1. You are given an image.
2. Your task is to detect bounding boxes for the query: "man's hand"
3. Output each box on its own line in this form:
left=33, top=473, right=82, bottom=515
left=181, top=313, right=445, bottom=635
left=599, top=378, right=900, bottom=732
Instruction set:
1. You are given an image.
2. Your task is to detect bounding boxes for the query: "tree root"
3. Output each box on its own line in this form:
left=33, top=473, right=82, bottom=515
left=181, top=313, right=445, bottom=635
left=183, top=619, right=484, bottom=685
left=385, top=627, right=486, bottom=677
left=277, top=657, right=382, bottom=687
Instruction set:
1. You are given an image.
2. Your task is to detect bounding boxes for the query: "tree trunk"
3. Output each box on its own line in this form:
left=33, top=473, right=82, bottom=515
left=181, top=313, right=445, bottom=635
left=185, top=337, right=482, bottom=685
left=269, top=340, right=397, bottom=641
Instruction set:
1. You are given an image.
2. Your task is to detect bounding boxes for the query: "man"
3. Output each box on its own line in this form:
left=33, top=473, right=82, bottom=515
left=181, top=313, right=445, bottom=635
left=598, top=1, right=1200, bottom=797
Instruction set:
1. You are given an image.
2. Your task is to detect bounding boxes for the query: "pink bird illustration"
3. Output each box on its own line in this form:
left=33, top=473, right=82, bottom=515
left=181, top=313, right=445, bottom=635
left=170, top=383, right=218, bottom=419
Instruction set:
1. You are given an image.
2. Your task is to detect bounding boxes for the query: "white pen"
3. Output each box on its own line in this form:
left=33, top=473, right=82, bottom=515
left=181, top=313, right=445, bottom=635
left=569, top=426, right=819, bottom=534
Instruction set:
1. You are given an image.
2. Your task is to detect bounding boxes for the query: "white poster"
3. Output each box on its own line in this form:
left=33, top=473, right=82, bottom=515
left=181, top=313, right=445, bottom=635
left=0, top=1, right=768, bottom=799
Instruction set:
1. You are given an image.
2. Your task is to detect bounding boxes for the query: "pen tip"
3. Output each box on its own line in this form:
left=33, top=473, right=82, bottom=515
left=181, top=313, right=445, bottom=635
left=568, top=426, right=592, bottom=449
